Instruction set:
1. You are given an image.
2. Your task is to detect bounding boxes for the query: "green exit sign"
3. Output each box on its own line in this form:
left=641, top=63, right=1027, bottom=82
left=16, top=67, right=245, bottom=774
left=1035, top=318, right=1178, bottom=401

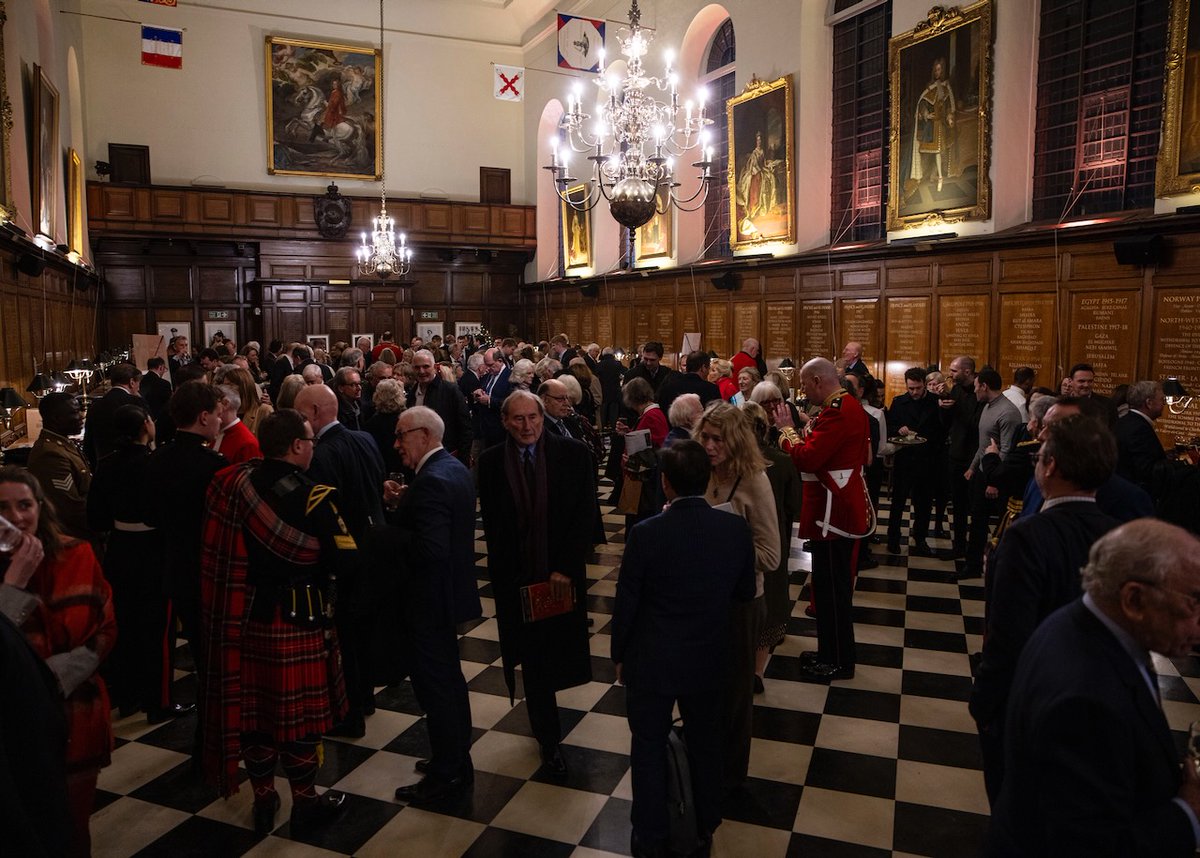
left=418, top=311, right=440, bottom=320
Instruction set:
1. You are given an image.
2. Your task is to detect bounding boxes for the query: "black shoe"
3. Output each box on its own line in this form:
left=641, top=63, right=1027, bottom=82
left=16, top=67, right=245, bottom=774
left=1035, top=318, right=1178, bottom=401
left=414, top=758, right=431, bottom=775
left=325, top=717, right=366, bottom=739
left=753, top=675, right=765, bottom=695
left=393, top=770, right=473, bottom=803
left=886, top=541, right=901, bottom=555
left=932, top=526, right=949, bottom=539
left=857, top=554, right=879, bottom=570
left=253, top=792, right=281, bottom=835
left=910, top=541, right=936, bottom=557
left=289, top=791, right=346, bottom=831
left=146, top=702, right=195, bottom=725
left=117, top=701, right=141, bottom=719
left=800, top=651, right=821, bottom=667
left=798, top=661, right=855, bottom=682
left=630, top=829, right=669, bottom=858
left=540, top=744, right=568, bottom=777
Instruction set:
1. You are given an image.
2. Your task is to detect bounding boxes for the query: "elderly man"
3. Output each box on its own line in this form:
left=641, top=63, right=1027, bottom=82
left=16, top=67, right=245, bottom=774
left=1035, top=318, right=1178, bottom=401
left=539, top=377, right=585, bottom=442
left=970, top=415, right=1120, bottom=803
left=731, top=338, right=763, bottom=377
left=406, top=349, right=472, bottom=464
left=773, top=357, right=871, bottom=680
left=382, top=407, right=481, bottom=803
left=478, top=391, right=595, bottom=775
left=989, top=519, right=1200, bottom=855
left=841, top=341, right=875, bottom=392
left=1116, top=380, right=1167, bottom=492
left=332, top=366, right=365, bottom=430
left=472, top=347, right=512, bottom=448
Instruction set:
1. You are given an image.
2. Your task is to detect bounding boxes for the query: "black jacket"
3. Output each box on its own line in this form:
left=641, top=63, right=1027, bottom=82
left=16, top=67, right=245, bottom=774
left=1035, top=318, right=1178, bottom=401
left=406, top=376, right=473, bottom=462
left=657, top=372, right=722, bottom=414
left=1115, top=411, right=1166, bottom=491
left=83, top=386, right=140, bottom=468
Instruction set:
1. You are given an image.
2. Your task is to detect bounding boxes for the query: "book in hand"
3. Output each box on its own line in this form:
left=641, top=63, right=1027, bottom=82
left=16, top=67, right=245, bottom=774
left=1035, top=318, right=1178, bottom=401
left=520, top=580, right=575, bottom=623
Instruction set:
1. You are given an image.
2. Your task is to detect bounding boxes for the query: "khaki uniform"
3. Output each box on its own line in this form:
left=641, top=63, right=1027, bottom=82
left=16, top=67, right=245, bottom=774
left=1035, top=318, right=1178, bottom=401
left=28, top=429, right=92, bottom=540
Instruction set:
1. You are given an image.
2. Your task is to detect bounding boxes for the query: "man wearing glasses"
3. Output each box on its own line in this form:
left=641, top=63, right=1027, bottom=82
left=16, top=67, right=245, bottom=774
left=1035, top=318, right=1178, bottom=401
left=333, top=367, right=365, bottom=431
left=406, top=350, right=472, bottom=465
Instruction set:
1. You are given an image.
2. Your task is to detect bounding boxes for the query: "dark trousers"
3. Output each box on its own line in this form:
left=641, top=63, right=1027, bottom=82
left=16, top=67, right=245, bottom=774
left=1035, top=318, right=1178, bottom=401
left=723, top=596, right=765, bottom=789
left=523, top=671, right=562, bottom=750
left=811, top=538, right=858, bottom=667
left=601, top=399, right=620, bottom=432
left=949, top=458, right=973, bottom=553
left=627, top=684, right=723, bottom=844
left=966, top=475, right=1006, bottom=574
left=978, top=723, right=1005, bottom=807
left=169, top=593, right=203, bottom=760
left=108, top=568, right=170, bottom=711
left=406, top=623, right=473, bottom=779
left=887, top=460, right=932, bottom=546
left=335, top=607, right=374, bottom=722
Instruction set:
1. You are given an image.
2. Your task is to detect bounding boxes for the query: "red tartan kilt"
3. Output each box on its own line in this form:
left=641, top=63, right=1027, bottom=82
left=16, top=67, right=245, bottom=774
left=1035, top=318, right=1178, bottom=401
left=240, top=614, right=347, bottom=742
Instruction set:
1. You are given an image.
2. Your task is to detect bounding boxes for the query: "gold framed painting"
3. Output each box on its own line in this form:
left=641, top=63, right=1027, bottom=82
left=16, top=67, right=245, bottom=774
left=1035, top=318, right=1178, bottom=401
left=561, top=185, right=592, bottom=270
left=727, top=74, right=795, bottom=249
left=1158, top=0, right=1200, bottom=196
left=265, top=36, right=381, bottom=179
left=0, top=3, right=14, bottom=224
left=67, top=148, right=84, bottom=257
left=636, top=184, right=673, bottom=260
left=888, top=1, right=993, bottom=231
left=32, top=63, right=59, bottom=241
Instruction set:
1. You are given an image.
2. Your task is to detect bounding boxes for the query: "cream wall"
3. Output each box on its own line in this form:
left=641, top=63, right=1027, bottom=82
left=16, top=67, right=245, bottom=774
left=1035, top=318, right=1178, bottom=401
left=76, top=0, right=527, bottom=201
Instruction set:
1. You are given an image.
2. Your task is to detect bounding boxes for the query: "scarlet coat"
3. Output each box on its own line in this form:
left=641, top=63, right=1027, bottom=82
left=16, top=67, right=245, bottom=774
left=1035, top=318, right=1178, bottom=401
left=215, top=420, right=261, bottom=466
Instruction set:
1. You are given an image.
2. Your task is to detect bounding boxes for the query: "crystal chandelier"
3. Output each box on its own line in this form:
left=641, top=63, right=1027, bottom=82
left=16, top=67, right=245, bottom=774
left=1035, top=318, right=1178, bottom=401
left=357, top=0, right=412, bottom=279
left=546, top=0, right=714, bottom=238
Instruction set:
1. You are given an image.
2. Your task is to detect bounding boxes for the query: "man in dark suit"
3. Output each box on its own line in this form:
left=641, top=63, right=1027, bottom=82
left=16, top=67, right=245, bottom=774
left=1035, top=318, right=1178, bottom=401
left=406, top=350, right=472, bottom=464
left=268, top=344, right=314, bottom=404
left=1068, top=361, right=1119, bottom=429
left=459, top=353, right=487, bottom=463
left=970, top=414, right=1120, bottom=804
left=83, top=362, right=143, bottom=468
left=989, top=518, right=1200, bottom=856
left=140, top=357, right=172, bottom=424
left=478, top=390, right=594, bottom=776
left=612, top=440, right=756, bottom=857
left=656, top=351, right=721, bottom=414
left=472, top=347, right=512, bottom=449
left=623, top=342, right=677, bottom=398
left=841, top=341, right=875, bottom=393
left=293, top=383, right=385, bottom=737
left=1116, top=380, right=1167, bottom=493
left=596, top=348, right=626, bottom=431
left=938, top=356, right=981, bottom=557
left=885, top=367, right=943, bottom=556
left=383, top=406, right=482, bottom=803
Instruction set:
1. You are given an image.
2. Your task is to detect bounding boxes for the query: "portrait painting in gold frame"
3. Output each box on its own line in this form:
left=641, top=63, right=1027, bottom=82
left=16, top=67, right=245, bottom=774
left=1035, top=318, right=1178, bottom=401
left=561, top=184, right=592, bottom=270
left=636, top=184, right=673, bottom=261
left=0, top=3, right=14, bottom=225
left=1158, top=0, right=1200, bottom=196
left=727, top=74, right=795, bottom=250
left=32, top=63, right=59, bottom=242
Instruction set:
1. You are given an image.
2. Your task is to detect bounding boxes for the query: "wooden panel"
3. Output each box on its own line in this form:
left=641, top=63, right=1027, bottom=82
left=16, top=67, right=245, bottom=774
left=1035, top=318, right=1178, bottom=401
left=801, top=272, right=834, bottom=290
left=938, top=260, right=992, bottom=286
left=324, top=288, right=353, bottom=305
left=580, top=306, right=595, bottom=344
left=884, top=297, right=932, bottom=403
left=998, top=255, right=1056, bottom=284
left=452, top=272, right=485, bottom=304
left=151, top=267, right=193, bottom=302
left=421, top=204, right=453, bottom=232
left=613, top=305, right=632, bottom=350
left=324, top=308, right=352, bottom=341
left=596, top=305, right=614, bottom=348
left=938, top=294, right=990, bottom=372
left=101, top=186, right=136, bottom=220
left=262, top=261, right=307, bottom=279
left=997, top=292, right=1057, bottom=388
left=764, top=301, right=795, bottom=361
left=495, top=207, right=526, bottom=237
left=275, top=288, right=309, bottom=303
left=634, top=306, right=652, bottom=344
left=200, top=194, right=234, bottom=223
left=151, top=191, right=185, bottom=221
left=1068, top=250, right=1134, bottom=282
left=274, top=307, right=307, bottom=346
left=840, top=269, right=878, bottom=288
left=1149, top=289, right=1200, bottom=445
left=838, top=298, right=879, bottom=377
left=764, top=273, right=794, bottom=294
left=704, top=303, right=730, bottom=357
left=564, top=308, right=580, bottom=343
left=800, top=300, right=834, bottom=362
left=678, top=303, right=699, bottom=344
left=105, top=308, right=148, bottom=349
left=455, top=205, right=490, bottom=235
left=653, top=306, right=675, bottom=349
left=197, top=267, right=240, bottom=303
left=732, top=302, right=758, bottom=351
left=887, top=266, right=931, bottom=287
left=312, top=263, right=355, bottom=280
left=1067, top=291, right=1139, bottom=393
left=103, top=266, right=147, bottom=302
left=409, top=270, right=446, bottom=305
left=388, top=201, right=416, bottom=231
left=248, top=197, right=282, bottom=226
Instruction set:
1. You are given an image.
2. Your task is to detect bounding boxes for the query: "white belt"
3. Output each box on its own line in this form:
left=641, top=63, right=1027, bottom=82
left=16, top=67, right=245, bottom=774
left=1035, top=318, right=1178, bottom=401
left=113, top=521, right=154, bottom=533
left=800, top=469, right=875, bottom=539
left=800, top=468, right=854, bottom=488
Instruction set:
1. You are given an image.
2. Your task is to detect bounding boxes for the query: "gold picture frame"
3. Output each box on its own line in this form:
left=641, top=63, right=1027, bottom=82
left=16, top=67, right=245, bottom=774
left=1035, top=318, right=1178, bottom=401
left=1158, top=0, right=1200, bottom=197
left=67, top=148, right=84, bottom=257
left=561, top=184, right=592, bottom=270
left=727, top=74, right=795, bottom=250
left=888, top=1, right=993, bottom=231
left=32, top=63, right=59, bottom=241
left=635, top=184, right=673, bottom=260
left=265, top=36, right=381, bottom=179
left=0, top=3, right=14, bottom=224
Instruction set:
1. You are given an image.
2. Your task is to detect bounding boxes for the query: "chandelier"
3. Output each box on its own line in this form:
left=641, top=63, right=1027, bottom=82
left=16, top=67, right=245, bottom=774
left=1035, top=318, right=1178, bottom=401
left=357, top=0, right=412, bottom=279
left=546, top=0, right=714, bottom=238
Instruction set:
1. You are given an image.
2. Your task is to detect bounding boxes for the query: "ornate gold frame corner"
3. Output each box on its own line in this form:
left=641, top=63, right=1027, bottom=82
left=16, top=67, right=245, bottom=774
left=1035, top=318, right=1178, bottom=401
left=0, top=2, right=14, bottom=225
left=887, top=1, right=994, bottom=232
left=1157, top=0, right=1200, bottom=197
left=727, top=73, right=795, bottom=251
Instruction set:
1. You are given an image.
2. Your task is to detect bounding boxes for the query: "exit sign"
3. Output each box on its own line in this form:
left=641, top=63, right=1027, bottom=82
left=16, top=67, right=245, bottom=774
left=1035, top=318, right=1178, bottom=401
left=418, top=311, right=441, bottom=320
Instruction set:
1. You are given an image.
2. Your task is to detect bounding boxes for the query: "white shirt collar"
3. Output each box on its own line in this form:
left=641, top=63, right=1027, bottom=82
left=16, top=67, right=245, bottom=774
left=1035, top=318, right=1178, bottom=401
left=415, top=445, right=443, bottom=474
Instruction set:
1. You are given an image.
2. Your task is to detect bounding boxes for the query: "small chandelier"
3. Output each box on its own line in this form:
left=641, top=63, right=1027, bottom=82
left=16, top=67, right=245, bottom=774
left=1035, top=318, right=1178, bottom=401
left=546, top=0, right=714, bottom=238
left=357, top=0, right=412, bottom=279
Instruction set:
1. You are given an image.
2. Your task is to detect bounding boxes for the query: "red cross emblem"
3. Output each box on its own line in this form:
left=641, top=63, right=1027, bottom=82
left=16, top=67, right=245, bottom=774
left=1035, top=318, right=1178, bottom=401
left=498, top=70, right=521, bottom=97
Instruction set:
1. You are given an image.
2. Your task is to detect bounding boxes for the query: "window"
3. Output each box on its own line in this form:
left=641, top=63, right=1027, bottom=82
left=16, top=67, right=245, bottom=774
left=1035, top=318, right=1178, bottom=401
left=702, top=19, right=735, bottom=258
left=830, top=1, right=891, bottom=243
left=1031, top=0, right=1167, bottom=220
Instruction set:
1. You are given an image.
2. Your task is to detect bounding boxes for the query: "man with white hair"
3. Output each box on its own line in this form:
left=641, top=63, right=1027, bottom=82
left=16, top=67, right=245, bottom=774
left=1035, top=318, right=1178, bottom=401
left=301, top=364, right=325, bottom=386
left=1116, top=380, right=1167, bottom=492
left=383, top=407, right=481, bottom=803
left=989, top=519, right=1200, bottom=855
left=406, top=349, right=472, bottom=464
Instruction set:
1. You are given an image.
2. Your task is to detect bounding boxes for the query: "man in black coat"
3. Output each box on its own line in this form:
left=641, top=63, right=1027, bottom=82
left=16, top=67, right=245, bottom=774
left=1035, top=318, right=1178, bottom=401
left=656, top=351, right=721, bottom=414
left=268, top=344, right=315, bottom=404
left=83, top=362, right=143, bottom=468
left=141, top=357, right=173, bottom=424
left=988, top=518, right=1200, bottom=856
left=612, top=440, right=756, bottom=856
left=293, top=384, right=385, bottom=737
left=406, top=350, right=473, bottom=464
left=596, top=348, right=626, bottom=431
left=969, top=414, right=1120, bottom=804
left=886, top=367, right=943, bottom=555
left=472, top=347, right=512, bottom=449
left=623, top=342, right=677, bottom=398
left=1068, top=362, right=1120, bottom=429
left=383, top=406, right=482, bottom=804
left=1116, top=380, right=1167, bottom=493
left=478, top=390, right=594, bottom=777
left=939, top=356, right=981, bottom=556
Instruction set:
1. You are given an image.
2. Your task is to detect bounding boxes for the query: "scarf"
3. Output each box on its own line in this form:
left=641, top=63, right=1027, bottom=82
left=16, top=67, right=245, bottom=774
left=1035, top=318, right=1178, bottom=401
left=503, top=437, right=549, bottom=586
left=199, top=462, right=322, bottom=796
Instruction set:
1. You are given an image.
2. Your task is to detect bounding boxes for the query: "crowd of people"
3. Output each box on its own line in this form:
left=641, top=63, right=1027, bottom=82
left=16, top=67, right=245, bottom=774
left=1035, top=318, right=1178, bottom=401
left=2, top=326, right=1199, bottom=857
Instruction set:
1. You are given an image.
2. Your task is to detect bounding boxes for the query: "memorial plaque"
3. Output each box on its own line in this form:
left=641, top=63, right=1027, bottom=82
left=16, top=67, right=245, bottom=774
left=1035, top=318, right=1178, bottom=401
left=733, top=302, right=759, bottom=350
left=705, top=303, right=730, bottom=357
left=884, top=296, right=931, bottom=404
left=839, top=298, right=878, bottom=376
left=613, top=306, right=632, bottom=350
left=938, top=294, right=989, bottom=372
left=764, top=302, right=796, bottom=362
left=1067, top=291, right=1138, bottom=393
left=655, top=307, right=675, bottom=344
left=679, top=305, right=699, bottom=342
left=998, top=292, right=1056, bottom=387
left=1151, top=289, right=1200, bottom=446
left=634, top=307, right=652, bottom=345
left=596, top=305, right=613, bottom=349
left=564, top=309, right=580, bottom=344
left=801, top=300, right=834, bottom=362
left=580, top=306, right=595, bottom=344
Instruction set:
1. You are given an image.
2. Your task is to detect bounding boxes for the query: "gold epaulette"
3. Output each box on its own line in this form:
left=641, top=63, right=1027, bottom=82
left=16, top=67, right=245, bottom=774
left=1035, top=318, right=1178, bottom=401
left=1016, top=439, right=1040, bottom=450
left=777, top=426, right=802, bottom=449
left=306, top=484, right=335, bottom=515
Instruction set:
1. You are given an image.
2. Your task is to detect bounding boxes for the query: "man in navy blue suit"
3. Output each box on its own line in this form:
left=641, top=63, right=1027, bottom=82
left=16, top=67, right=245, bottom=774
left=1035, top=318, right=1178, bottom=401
left=612, top=440, right=756, bottom=858
left=385, top=406, right=483, bottom=803
left=472, top=347, right=512, bottom=449
left=989, top=518, right=1200, bottom=856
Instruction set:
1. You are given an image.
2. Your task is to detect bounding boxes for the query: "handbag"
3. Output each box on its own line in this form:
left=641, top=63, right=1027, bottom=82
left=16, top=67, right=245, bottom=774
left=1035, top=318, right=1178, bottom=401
left=615, top=475, right=643, bottom=515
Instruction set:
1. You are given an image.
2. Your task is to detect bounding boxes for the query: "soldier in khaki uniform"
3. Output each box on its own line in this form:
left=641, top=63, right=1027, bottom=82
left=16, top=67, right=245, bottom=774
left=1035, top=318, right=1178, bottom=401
left=28, top=392, right=92, bottom=541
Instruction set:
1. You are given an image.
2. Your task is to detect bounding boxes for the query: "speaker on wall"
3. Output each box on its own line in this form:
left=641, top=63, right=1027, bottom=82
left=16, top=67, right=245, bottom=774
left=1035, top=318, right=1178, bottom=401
left=712, top=271, right=740, bottom=291
left=17, top=253, right=46, bottom=278
left=1113, top=234, right=1164, bottom=266
left=579, top=283, right=598, bottom=298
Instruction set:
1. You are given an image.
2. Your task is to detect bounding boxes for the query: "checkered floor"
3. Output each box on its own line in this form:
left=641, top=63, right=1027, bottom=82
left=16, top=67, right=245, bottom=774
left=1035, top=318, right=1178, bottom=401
left=89, top=483, right=1200, bottom=857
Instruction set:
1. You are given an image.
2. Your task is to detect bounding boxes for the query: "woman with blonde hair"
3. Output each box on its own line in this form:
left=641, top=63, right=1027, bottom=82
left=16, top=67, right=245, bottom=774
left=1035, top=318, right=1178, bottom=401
left=509, top=358, right=536, bottom=391
left=711, top=358, right=737, bottom=401
left=692, top=401, right=778, bottom=790
left=276, top=374, right=305, bottom=410
left=223, top=367, right=274, bottom=436
left=365, top=378, right=405, bottom=472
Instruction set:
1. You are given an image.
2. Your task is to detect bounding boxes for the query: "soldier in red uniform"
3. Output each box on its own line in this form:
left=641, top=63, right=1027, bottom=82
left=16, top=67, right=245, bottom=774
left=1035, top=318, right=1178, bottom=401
left=773, top=358, right=873, bottom=680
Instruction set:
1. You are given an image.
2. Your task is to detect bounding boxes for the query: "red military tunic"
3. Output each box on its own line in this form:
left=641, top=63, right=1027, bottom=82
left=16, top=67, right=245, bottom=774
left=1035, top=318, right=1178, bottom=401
left=779, top=389, right=873, bottom=540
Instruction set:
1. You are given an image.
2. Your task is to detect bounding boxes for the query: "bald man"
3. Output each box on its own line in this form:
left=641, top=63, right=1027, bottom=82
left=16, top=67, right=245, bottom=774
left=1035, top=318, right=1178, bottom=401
left=841, top=341, right=875, bottom=392
left=731, top=338, right=762, bottom=377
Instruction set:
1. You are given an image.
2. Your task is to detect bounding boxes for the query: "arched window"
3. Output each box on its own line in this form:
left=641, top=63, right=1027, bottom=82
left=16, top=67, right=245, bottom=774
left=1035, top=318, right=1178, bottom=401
left=702, top=19, right=735, bottom=258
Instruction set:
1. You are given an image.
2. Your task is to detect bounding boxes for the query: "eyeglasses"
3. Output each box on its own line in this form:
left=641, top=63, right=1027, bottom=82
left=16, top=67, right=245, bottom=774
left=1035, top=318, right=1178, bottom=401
left=1134, top=580, right=1200, bottom=615
left=543, top=394, right=571, bottom=403
left=298, top=436, right=317, bottom=445
left=342, top=382, right=363, bottom=388
left=395, top=427, right=426, bottom=440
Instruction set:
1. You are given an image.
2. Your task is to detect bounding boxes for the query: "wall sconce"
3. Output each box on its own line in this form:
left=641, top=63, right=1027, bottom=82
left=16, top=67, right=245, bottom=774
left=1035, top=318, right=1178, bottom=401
left=1164, top=377, right=1192, bottom=415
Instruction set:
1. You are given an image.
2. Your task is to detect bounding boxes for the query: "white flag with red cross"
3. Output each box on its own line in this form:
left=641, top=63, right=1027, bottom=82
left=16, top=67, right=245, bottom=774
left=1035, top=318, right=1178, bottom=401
left=494, top=64, right=524, bottom=102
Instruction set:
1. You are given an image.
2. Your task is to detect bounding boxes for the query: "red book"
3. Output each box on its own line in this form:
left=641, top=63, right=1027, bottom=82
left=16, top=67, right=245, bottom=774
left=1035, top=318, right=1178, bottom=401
left=520, top=580, right=575, bottom=623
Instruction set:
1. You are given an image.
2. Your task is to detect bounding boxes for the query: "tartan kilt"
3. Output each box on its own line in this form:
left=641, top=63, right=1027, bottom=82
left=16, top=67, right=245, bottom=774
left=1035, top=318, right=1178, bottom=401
left=240, top=613, right=347, bottom=742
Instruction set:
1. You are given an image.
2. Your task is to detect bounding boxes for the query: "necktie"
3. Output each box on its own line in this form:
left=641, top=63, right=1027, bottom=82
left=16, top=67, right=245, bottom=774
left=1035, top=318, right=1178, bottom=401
left=524, top=448, right=535, bottom=488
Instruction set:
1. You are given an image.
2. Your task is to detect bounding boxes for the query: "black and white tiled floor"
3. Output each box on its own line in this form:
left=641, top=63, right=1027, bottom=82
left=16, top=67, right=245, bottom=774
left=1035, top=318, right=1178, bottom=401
left=90, top=484, right=1200, bottom=857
